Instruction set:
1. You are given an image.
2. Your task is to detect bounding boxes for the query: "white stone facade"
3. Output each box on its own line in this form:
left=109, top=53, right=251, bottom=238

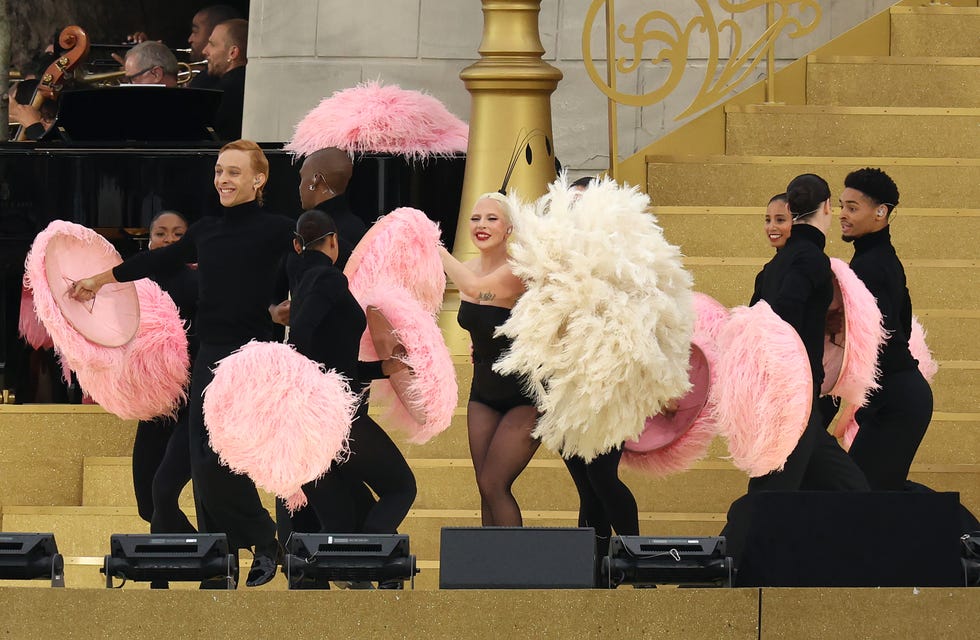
left=243, top=0, right=899, bottom=172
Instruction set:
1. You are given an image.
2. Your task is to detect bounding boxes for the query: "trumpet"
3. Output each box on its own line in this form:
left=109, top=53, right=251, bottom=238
left=78, top=61, right=207, bottom=87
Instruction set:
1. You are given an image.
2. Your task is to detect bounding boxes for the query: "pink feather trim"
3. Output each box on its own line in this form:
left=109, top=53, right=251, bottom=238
left=824, top=258, right=885, bottom=407
left=18, top=284, right=54, bottom=350
left=356, top=285, right=457, bottom=444
left=834, top=316, right=938, bottom=450
left=285, top=81, right=468, bottom=160
left=713, top=302, right=812, bottom=477
left=202, top=341, right=357, bottom=509
left=623, top=293, right=729, bottom=476
left=345, top=207, right=447, bottom=315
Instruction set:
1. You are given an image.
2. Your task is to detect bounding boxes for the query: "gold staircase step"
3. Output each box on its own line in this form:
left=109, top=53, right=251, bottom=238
left=806, top=56, right=980, bottom=108
left=891, top=6, right=980, bottom=57
left=79, top=455, right=749, bottom=514
left=682, top=258, right=978, bottom=310
left=653, top=206, right=980, bottom=260
left=724, top=106, right=980, bottom=158
left=645, top=156, right=980, bottom=208
left=914, top=413, right=980, bottom=465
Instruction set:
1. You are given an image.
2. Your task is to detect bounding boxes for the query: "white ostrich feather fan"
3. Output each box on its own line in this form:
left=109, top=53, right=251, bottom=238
left=494, top=175, right=695, bottom=461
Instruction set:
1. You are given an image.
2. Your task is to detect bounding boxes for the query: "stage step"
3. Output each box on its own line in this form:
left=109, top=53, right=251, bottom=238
left=0, top=506, right=727, bottom=564
left=806, top=56, right=980, bottom=108
left=81, top=456, right=748, bottom=514
left=891, top=6, right=980, bottom=57
left=915, top=414, right=980, bottom=465
left=724, top=106, right=980, bottom=158
left=653, top=206, right=980, bottom=261
left=645, top=156, right=980, bottom=209
left=683, top=258, right=978, bottom=310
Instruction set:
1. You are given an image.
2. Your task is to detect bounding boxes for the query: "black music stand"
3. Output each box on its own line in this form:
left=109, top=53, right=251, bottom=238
left=51, top=86, right=222, bottom=143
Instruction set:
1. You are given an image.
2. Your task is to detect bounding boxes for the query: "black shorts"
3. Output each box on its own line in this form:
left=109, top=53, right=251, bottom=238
left=468, top=363, right=535, bottom=414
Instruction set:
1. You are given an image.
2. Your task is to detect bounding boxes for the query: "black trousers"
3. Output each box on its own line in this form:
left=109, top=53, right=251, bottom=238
left=190, top=342, right=277, bottom=550
left=298, top=407, right=416, bottom=535
left=562, top=447, right=639, bottom=540
left=749, top=391, right=869, bottom=492
left=132, top=408, right=194, bottom=533
left=849, top=368, right=933, bottom=490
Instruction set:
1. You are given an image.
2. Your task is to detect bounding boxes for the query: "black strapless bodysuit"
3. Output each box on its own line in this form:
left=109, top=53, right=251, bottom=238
left=457, top=300, right=535, bottom=413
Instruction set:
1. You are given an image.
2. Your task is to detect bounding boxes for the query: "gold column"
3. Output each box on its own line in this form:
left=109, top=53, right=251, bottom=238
left=455, top=0, right=563, bottom=256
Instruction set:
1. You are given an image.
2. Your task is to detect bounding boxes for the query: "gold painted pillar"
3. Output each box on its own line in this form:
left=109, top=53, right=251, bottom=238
left=455, top=0, right=563, bottom=256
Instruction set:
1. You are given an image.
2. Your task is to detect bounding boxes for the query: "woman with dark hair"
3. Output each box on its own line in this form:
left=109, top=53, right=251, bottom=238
left=71, top=140, right=289, bottom=587
left=287, top=209, right=416, bottom=542
left=747, top=174, right=868, bottom=491
left=131, top=210, right=198, bottom=540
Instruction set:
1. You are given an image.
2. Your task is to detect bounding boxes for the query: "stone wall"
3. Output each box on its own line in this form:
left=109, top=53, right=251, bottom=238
left=245, top=0, right=899, bottom=172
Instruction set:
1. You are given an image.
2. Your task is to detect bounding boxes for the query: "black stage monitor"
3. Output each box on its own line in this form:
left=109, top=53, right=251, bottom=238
left=439, top=527, right=596, bottom=589
left=101, top=533, right=236, bottom=588
left=604, top=536, right=733, bottom=588
left=0, top=533, right=65, bottom=587
left=284, top=533, right=417, bottom=590
left=52, top=86, right=222, bottom=143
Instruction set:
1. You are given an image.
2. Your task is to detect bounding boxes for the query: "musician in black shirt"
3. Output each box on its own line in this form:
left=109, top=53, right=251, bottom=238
left=839, top=168, right=932, bottom=490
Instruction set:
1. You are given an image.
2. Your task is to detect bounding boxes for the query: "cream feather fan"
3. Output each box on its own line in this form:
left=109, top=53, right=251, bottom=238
left=494, top=175, right=695, bottom=462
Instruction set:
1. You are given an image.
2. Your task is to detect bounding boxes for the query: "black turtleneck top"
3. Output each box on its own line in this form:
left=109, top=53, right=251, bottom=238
left=750, top=223, right=833, bottom=390
left=312, top=193, right=367, bottom=271
left=849, top=226, right=918, bottom=375
left=287, top=250, right=366, bottom=382
left=113, top=200, right=294, bottom=345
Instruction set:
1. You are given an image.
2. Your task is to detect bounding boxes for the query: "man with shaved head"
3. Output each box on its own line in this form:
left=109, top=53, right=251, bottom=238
left=202, top=18, right=248, bottom=139
left=298, top=147, right=363, bottom=269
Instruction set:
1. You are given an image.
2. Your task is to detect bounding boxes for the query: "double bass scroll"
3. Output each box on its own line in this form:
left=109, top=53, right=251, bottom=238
left=14, top=25, right=91, bottom=142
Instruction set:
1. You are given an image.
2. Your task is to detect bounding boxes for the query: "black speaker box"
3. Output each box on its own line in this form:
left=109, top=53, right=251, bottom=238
left=439, top=527, right=595, bottom=589
left=724, top=491, right=964, bottom=587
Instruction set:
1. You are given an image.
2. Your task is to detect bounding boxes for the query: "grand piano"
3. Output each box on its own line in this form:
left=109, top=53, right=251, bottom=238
left=0, top=87, right=465, bottom=401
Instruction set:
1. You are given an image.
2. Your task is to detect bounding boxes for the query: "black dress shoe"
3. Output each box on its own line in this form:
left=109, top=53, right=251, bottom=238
left=246, top=554, right=277, bottom=587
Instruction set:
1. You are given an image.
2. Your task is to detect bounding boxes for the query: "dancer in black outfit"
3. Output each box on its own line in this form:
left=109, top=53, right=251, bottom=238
left=560, top=178, right=639, bottom=565
left=441, top=193, right=540, bottom=526
left=747, top=174, right=868, bottom=492
left=272, top=147, right=378, bottom=544
left=131, top=211, right=198, bottom=535
left=72, top=140, right=288, bottom=587
left=287, top=209, right=416, bottom=535
left=838, top=168, right=932, bottom=490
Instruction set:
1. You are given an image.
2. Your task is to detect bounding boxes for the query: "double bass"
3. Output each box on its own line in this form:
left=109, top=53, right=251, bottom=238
left=13, top=25, right=89, bottom=142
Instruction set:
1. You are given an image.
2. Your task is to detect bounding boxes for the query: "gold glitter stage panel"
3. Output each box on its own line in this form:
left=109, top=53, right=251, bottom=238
left=645, top=156, right=980, bottom=209
left=724, top=106, right=980, bottom=159
left=0, top=406, right=136, bottom=509
left=0, top=588, right=761, bottom=640
left=931, top=365, right=980, bottom=415
left=760, top=588, right=980, bottom=640
left=891, top=6, right=980, bottom=58
left=903, top=414, right=980, bottom=465
left=806, top=56, right=980, bottom=108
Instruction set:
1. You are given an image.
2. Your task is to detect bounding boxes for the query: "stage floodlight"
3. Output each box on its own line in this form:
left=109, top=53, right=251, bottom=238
left=0, top=533, right=65, bottom=587
left=101, top=533, right=237, bottom=588
left=284, top=533, right=417, bottom=590
left=602, top=536, right=733, bottom=588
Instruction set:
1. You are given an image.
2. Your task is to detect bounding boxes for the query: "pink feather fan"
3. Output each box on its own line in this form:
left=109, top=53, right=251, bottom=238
left=203, top=341, right=358, bottom=511
left=822, top=258, right=885, bottom=407
left=834, top=316, right=938, bottom=449
left=76, top=279, right=189, bottom=421
left=345, top=207, right=446, bottom=315
left=19, top=284, right=54, bottom=350
left=357, top=284, right=457, bottom=444
left=285, top=81, right=468, bottom=161
left=623, top=292, right=729, bottom=477
left=713, top=302, right=812, bottom=477
left=24, top=220, right=134, bottom=372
